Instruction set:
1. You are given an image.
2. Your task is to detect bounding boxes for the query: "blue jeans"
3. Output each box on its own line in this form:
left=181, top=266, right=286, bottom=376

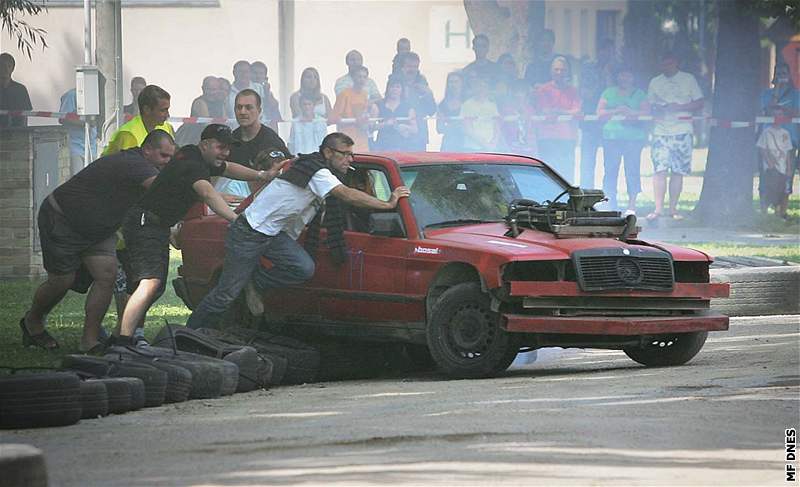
left=185, top=216, right=315, bottom=329
left=602, top=138, right=644, bottom=210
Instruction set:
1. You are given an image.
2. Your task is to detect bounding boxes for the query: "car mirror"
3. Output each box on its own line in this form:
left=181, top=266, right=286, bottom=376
left=369, top=212, right=406, bottom=238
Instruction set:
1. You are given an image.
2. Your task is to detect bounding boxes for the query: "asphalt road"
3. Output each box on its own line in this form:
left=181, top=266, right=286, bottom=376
left=2, top=315, right=798, bottom=486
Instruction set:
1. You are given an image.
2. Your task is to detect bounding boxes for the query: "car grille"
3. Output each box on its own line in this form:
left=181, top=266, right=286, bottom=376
left=572, top=248, right=674, bottom=292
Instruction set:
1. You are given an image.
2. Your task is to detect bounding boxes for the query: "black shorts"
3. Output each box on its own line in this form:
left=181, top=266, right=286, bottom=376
left=121, top=211, right=170, bottom=294
left=38, top=197, right=117, bottom=275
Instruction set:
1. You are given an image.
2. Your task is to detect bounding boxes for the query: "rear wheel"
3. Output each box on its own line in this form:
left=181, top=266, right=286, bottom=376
left=426, top=282, right=519, bottom=379
left=623, top=331, right=708, bottom=367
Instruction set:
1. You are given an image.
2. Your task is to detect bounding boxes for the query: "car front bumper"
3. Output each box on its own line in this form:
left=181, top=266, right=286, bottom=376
left=502, top=311, right=730, bottom=335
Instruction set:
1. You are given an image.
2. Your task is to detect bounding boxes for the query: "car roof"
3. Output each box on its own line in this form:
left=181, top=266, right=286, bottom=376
left=354, top=152, right=545, bottom=167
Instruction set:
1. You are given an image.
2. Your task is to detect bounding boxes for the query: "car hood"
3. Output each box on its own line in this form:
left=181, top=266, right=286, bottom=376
left=423, top=223, right=711, bottom=261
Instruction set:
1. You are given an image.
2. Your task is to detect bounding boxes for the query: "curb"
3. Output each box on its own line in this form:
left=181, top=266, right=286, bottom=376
left=0, top=444, right=48, bottom=487
left=711, top=266, right=800, bottom=317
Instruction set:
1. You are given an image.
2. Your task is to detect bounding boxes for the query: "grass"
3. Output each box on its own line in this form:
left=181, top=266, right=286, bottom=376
left=0, top=249, right=189, bottom=370
left=679, top=242, right=800, bottom=264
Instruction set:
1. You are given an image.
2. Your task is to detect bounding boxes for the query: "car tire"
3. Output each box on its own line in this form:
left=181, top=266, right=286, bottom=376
left=225, top=328, right=320, bottom=385
left=0, top=372, right=83, bottom=429
left=147, top=347, right=238, bottom=396
left=426, top=282, right=520, bottom=379
left=91, top=378, right=135, bottom=414
left=62, top=355, right=167, bottom=408
left=623, top=331, right=708, bottom=367
left=223, top=347, right=263, bottom=392
left=78, top=380, right=109, bottom=419
left=103, top=351, right=193, bottom=404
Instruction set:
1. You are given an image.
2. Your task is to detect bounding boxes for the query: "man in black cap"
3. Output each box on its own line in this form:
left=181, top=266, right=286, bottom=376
left=113, top=124, right=279, bottom=345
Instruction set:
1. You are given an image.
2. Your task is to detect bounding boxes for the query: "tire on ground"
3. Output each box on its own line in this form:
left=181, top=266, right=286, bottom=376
left=225, top=328, right=320, bottom=385
left=62, top=355, right=167, bottom=408
left=0, top=372, right=83, bottom=429
left=426, top=282, right=520, bottom=379
left=79, top=380, right=109, bottom=419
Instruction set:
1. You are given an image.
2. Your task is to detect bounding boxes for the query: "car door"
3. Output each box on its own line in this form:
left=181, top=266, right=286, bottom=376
left=314, top=164, right=420, bottom=330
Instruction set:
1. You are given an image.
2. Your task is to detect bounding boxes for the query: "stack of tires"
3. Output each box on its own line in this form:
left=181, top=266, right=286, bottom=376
left=1, top=324, right=323, bottom=430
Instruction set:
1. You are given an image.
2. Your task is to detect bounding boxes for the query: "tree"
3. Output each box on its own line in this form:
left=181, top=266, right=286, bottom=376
left=1, top=0, right=47, bottom=59
left=692, top=0, right=759, bottom=223
left=693, top=0, right=797, bottom=224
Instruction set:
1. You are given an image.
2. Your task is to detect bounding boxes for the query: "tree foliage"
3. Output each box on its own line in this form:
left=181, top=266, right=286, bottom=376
left=1, top=0, right=47, bottom=59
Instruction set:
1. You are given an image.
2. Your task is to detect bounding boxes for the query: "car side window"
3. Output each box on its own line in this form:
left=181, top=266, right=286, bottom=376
left=343, top=167, right=392, bottom=232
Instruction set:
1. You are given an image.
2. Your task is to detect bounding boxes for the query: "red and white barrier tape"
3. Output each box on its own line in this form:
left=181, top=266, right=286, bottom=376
left=2, top=110, right=799, bottom=127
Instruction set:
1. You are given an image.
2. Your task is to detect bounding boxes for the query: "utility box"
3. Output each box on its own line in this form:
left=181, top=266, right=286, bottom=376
left=76, top=65, right=101, bottom=116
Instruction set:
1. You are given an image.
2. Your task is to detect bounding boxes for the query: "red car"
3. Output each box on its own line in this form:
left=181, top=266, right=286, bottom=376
left=174, top=152, right=729, bottom=379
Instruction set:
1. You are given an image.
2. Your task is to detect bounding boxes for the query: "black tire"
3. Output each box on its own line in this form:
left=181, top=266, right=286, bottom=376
left=79, top=380, right=109, bottom=419
left=223, top=347, right=263, bottom=392
left=91, top=378, right=134, bottom=414
left=225, top=328, right=320, bottom=385
left=0, top=444, right=48, bottom=487
left=117, top=377, right=146, bottom=411
left=103, top=351, right=192, bottom=404
left=426, top=282, right=520, bottom=379
left=62, top=355, right=167, bottom=408
left=147, top=347, right=238, bottom=396
left=0, top=372, right=83, bottom=429
left=624, top=331, right=708, bottom=367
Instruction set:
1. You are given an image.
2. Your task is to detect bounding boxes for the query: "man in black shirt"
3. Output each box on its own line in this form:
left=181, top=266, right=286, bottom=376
left=21, top=130, right=176, bottom=352
left=114, top=124, right=278, bottom=345
left=0, top=52, right=32, bottom=128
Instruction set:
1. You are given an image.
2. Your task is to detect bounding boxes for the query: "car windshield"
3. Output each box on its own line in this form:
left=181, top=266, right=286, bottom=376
left=400, top=163, right=566, bottom=231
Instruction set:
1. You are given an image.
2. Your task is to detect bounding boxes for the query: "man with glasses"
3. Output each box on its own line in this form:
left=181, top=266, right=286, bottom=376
left=185, top=132, right=410, bottom=329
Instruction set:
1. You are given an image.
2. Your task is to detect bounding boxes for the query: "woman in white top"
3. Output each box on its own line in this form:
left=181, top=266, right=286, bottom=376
left=289, top=67, right=333, bottom=120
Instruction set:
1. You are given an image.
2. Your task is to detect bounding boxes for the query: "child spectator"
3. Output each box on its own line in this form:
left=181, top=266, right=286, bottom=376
left=756, top=105, right=793, bottom=219
left=289, top=95, right=328, bottom=154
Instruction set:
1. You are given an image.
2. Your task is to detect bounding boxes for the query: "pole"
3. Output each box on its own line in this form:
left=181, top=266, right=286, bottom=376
left=83, top=0, right=92, bottom=166
left=278, top=0, right=294, bottom=132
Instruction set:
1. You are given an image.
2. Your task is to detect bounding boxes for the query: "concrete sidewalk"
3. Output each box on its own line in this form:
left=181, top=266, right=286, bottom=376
left=638, top=220, right=799, bottom=249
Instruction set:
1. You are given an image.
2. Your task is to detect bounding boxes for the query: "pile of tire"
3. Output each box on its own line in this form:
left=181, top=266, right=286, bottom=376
left=1, top=324, right=323, bottom=430
left=154, top=324, right=321, bottom=386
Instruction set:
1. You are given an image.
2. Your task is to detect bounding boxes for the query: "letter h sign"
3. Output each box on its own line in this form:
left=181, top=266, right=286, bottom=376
left=445, top=19, right=471, bottom=48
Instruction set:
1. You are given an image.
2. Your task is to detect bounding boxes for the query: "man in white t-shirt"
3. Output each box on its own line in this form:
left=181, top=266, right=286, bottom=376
left=646, top=52, right=704, bottom=221
left=185, top=132, right=410, bottom=329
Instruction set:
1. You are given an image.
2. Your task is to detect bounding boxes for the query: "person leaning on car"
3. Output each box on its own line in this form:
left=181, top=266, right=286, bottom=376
left=111, top=124, right=276, bottom=346
left=185, top=132, right=411, bottom=330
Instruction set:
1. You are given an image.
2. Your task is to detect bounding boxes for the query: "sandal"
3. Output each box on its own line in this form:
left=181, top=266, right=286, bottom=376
left=645, top=212, right=661, bottom=221
left=19, top=317, right=59, bottom=350
left=671, top=213, right=685, bottom=221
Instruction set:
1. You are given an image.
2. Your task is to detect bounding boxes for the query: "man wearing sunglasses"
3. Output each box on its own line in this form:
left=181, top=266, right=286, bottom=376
left=186, top=132, right=410, bottom=329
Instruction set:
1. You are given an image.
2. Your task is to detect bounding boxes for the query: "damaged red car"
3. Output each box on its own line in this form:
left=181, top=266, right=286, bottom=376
left=174, top=153, right=730, bottom=379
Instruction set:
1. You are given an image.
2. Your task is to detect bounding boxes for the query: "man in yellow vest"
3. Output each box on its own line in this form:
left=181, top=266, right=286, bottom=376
left=104, top=84, right=174, bottom=155
left=103, top=84, right=175, bottom=346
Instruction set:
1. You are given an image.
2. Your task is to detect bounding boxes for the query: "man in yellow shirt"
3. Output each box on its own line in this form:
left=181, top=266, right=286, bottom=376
left=103, top=84, right=175, bottom=346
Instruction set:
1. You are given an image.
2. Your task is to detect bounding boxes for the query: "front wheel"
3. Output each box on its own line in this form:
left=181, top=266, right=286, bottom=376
left=623, top=331, right=708, bottom=367
left=426, top=282, right=519, bottom=379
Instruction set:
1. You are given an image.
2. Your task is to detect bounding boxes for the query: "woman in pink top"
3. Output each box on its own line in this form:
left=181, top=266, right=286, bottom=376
left=534, top=56, right=581, bottom=182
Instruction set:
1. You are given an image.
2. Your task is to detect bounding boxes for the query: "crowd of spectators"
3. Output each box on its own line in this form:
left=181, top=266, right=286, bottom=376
left=1, top=28, right=798, bottom=219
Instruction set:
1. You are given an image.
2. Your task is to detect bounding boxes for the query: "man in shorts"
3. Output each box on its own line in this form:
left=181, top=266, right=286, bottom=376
left=114, top=124, right=276, bottom=346
left=21, top=130, right=176, bottom=352
left=647, top=52, right=704, bottom=221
